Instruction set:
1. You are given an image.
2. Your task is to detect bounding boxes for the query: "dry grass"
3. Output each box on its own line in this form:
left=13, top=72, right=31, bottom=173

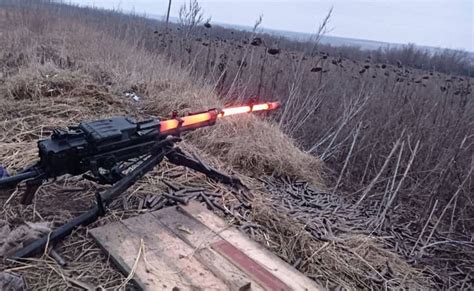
left=0, top=1, right=467, bottom=290
left=188, top=116, right=323, bottom=185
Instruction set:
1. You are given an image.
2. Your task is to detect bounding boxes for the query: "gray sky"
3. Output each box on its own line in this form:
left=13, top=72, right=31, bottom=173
left=68, top=0, right=473, bottom=51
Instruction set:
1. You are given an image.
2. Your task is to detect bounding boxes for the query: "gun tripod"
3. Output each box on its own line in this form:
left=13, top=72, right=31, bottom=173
left=12, top=141, right=246, bottom=259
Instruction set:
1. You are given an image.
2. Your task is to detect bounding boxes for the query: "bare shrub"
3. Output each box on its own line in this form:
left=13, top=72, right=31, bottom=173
left=178, top=0, right=205, bottom=37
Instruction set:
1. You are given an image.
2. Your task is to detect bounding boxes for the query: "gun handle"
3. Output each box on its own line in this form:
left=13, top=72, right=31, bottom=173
left=21, top=179, right=43, bottom=205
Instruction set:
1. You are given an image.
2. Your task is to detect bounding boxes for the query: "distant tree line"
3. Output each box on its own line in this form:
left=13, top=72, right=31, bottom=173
left=317, top=43, right=473, bottom=77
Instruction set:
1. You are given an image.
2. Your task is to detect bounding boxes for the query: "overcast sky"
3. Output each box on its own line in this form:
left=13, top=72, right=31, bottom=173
left=68, top=0, right=473, bottom=51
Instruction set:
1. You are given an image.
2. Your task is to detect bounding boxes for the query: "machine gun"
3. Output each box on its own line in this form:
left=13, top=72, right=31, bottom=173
left=0, top=101, right=280, bottom=259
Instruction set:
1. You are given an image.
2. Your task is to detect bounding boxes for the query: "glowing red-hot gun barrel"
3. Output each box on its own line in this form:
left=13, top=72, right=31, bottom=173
left=160, top=112, right=216, bottom=132
left=159, top=119, right=180, bottom=132
left=160, top=101, right=280, bottom=133
left=218, top=101, right=280, bottom=118
left=252, top=101, right=280, bottom=111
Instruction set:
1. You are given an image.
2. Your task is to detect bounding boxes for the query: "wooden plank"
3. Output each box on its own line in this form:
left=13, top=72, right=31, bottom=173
left=180, top=202, right=323, bottom=291
left=91, top=202, right=322, bottom=291
left=89, top=221, right=151, bottom=289
left=122, top=214, right=230, bottom=290
left=152, top=206, right=266, bottom=291
left=91, top=213, right=230, bottom=290
left=212, top=240, right=291, bottom=291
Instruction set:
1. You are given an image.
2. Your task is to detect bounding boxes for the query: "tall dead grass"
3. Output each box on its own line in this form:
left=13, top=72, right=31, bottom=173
left=0, top=1, right=322, bottom=183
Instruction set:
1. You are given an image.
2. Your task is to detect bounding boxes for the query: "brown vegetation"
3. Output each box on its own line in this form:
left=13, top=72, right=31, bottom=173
left=0, top=0, right=472, bottom=289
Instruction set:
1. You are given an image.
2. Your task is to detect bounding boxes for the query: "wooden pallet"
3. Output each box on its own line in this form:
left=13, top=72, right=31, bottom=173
left=90, top=201, right=322, bottom=291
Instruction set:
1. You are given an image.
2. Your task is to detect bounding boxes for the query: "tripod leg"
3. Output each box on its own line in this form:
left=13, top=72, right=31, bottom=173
left=12, top=150, right=169, bottom=259
left=21, top=178, right=43, bottom=205
left=166, top=147, right=247, bottom=190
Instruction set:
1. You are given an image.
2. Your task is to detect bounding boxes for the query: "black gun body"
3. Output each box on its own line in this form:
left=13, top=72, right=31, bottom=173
left=38, top=117, right=162, bottom=178
left=0, top=117, right=167, bottom=204
left=0, top=113, right=220, bottom=202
